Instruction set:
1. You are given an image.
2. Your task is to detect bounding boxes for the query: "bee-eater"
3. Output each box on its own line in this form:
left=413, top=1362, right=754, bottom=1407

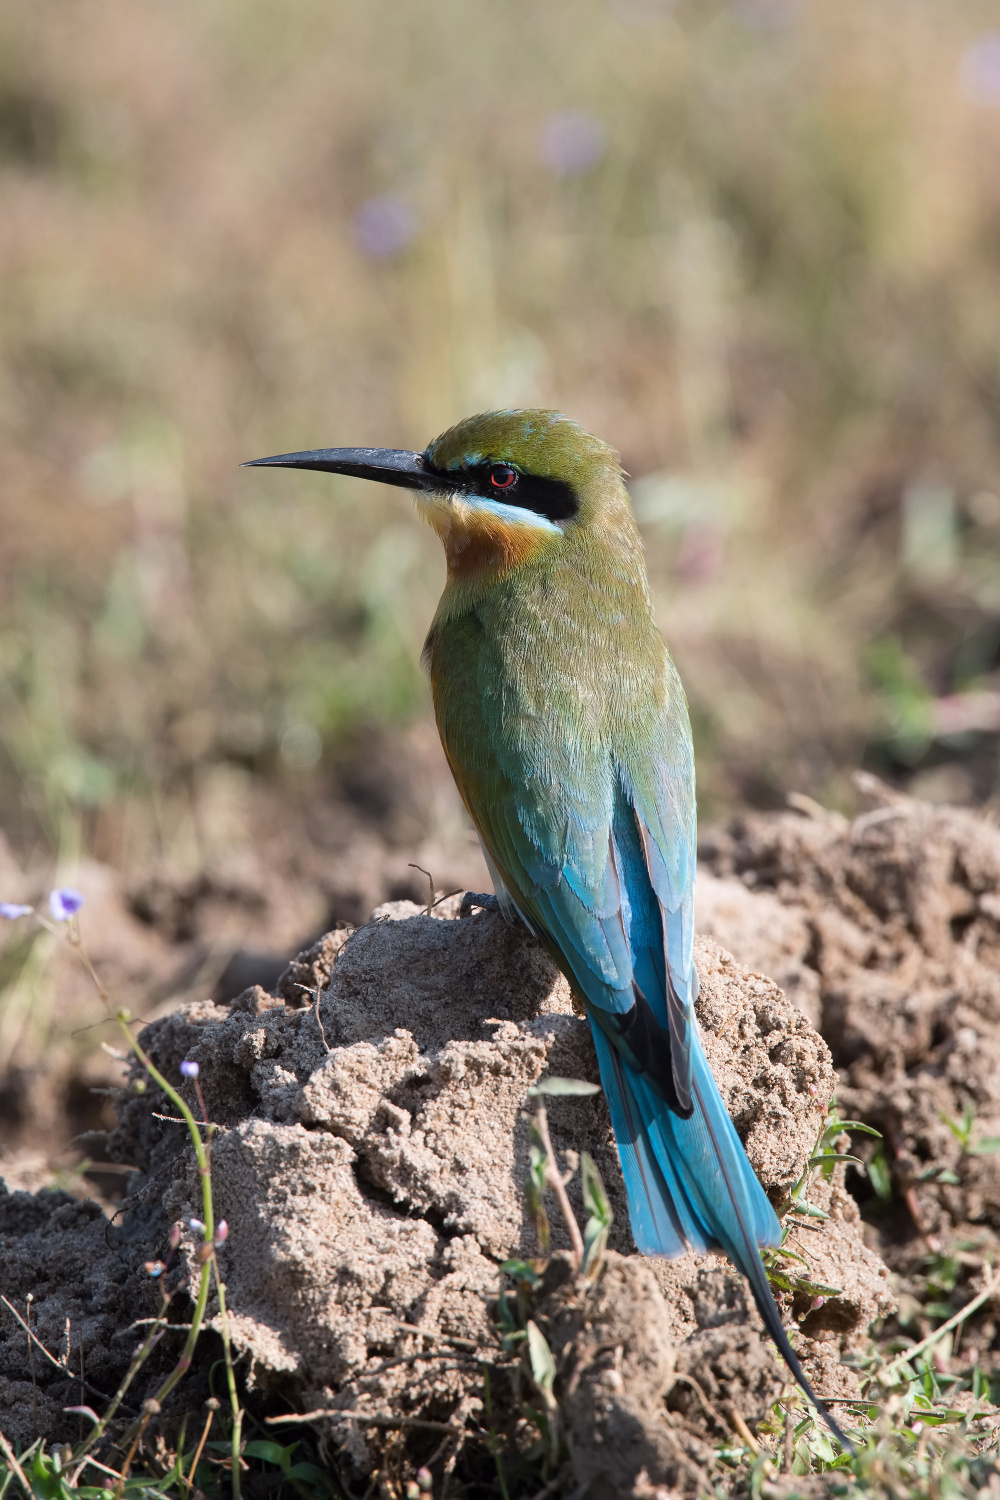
left=245, top=410, right=849, bottom=1448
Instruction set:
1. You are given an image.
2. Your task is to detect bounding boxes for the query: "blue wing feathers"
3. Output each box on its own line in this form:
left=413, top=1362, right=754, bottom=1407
left=509, top=762, right=782, bottom=1265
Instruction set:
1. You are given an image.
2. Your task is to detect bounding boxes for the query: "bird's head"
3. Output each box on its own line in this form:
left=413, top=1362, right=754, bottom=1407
left=245, top=409, right=629, bottom=580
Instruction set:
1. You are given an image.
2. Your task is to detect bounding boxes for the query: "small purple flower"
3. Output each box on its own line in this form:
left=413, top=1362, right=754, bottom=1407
left=215, top=1220, right=229, bottom=1246
left=180, top=1059, right=200, bottom=1080
left=189, top=1217, right=205, bottom=1235
left=960, top=33, right=1000, bottom=106
left=0, top=903, right=33, bottom=919
left=354, top=196, right=417, bottom=260
left=49, top=887, right=84, bottom=922
left=541, top=110, right=606, bottom=176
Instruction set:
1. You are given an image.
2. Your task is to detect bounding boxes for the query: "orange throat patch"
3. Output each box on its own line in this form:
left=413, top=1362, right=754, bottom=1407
left=417, top=494, right=555, bottom=579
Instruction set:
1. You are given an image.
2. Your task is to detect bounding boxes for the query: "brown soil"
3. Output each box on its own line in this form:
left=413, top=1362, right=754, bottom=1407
left=7, top=774, right=1000, bottom=1494
left=0, top=897, right=889, bottom=1497
left=699, top=774, right=1000, bottom=1265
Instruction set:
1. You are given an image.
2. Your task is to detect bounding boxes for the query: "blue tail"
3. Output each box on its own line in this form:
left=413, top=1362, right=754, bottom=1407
left=590, top=1018, right=853, bottom=1452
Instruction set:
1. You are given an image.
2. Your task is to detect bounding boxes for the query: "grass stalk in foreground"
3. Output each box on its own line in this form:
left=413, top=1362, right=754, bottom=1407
left=1, top=891, right=242, bottom=1498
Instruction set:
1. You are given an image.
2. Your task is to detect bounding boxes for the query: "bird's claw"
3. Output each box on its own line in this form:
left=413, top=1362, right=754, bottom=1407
left=460, top=891, right=500, bottom=918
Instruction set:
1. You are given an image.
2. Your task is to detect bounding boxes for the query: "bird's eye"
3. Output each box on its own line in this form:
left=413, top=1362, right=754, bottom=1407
left=489, top=464, right=517, bottom=490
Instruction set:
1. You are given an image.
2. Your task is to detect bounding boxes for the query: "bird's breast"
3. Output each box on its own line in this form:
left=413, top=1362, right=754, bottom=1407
left=427, top=560, right=669, bottom=772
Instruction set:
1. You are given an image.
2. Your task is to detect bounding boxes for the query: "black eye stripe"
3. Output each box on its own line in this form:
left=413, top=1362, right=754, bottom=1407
left=422, top=459, right=579, bottom=523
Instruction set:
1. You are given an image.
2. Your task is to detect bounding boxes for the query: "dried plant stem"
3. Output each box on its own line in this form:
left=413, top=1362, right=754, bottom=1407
left=1, top=1295, right=110, bottom=1406
left=0, top=1429, right=31, bottom=1496
left=114, top=1404, right=157, bottom=1499
left=25, top=1296, right=37, bottom=1438
left=882, top=1265, right=1000, bottom=1380
left=534, top=1106, right=585, bottom=1268
left=267, top=1410, right=466, bottom=1433
left=728, top=1405, right=760, bottom=1454
left=184, top=1404, right=216, bottom=1494
left=70, top=1299, right=171, bottom=1469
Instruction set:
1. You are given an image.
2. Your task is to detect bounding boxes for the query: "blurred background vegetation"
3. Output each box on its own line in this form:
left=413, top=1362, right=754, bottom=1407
left=3, top=0, right=1000, bottom=885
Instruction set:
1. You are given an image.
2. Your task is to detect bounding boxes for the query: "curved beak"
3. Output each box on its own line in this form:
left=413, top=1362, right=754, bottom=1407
left=242, top=447, right=441, bottom=492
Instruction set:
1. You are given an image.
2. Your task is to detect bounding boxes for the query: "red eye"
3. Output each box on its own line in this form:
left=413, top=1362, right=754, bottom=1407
left=490, top=464, right=517, bottom=490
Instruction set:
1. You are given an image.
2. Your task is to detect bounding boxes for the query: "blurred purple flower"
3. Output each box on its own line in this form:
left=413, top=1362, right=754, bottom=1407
left=215, top=1220, right=229, bottom=1246
left=180, top=1058, right=200, bottom=1079
left=49, top=887, right=84, bottom=921
left=960, top=33, right=1000, bottom=105
left=189, top=1217, right=205, bottom=1235
left=0, top=903, right=32, bottom=919
left=354, top=196, right=417, bottom=260
left=541, top=110, right=606, bottom=176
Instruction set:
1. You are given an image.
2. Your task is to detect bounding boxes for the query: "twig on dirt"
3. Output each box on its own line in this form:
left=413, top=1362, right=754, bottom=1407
left=534, top=1106, right=585, bottom=1268
left=152, top=1111, right=222, bottom=1127
left=115, top=1399, right=159, bottom=1497
left=79, top=1335, right=86, bottom=1440
left=184, top=1399, right=218, bottom=1494
left=129, top=1319, right=195, bottom=1330
left=0, top=1430, right=31, bottom=1495
left=392, top=1321, right=488, bottom=1352
left=882, top=1265, right=1000, bottom=1380
left=373, top=1353, right=483, bottom=1373
left=25, top=1295, right=37, bottom=1437
left=727, top=1405, right=761, bottom=1455
left=313, top=982, right=330, bottom=1052
left=671, top=1373, right=730, bottom=1436
left=266, top=1410, right=466, bottom=1433
left=73, top=1454, right=132, bottom=1484
left=407, top=863, right=463, bottom=916
left=884, top=1121, right=940, bottom=1251
left=291, top=973, right=333, bottom=1051
left=69, top=1298, right=171, bottom=1473
left=0, top=1296, right=112, bottom=1407
left=410, top=864, right=437, bottom=915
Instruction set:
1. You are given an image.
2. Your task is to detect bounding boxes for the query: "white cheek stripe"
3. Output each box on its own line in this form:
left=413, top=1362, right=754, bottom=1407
left=458, top=496, right=562, bottom=533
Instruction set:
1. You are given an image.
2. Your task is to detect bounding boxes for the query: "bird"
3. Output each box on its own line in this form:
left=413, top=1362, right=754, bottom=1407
left=245, top=409, right=851, bottom=1451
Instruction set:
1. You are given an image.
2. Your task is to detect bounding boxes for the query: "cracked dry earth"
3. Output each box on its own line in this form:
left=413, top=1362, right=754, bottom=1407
left=0, top=883, right=893, bottom=1498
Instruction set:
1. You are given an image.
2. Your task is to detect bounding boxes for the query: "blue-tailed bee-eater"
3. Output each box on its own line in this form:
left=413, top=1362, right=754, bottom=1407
left=245, top=409, right=850, bottom=1449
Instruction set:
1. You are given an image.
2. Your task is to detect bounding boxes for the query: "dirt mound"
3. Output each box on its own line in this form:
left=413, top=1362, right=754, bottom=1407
left=699, top=776, right=1000, bottom=1260
left=0, top=725, right=491, bottom=1171
left=0, top=898, right=889, bottom=1495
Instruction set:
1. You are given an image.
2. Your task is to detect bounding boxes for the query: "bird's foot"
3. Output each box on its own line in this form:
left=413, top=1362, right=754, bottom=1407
left=460, top=891, right=500, bottom=918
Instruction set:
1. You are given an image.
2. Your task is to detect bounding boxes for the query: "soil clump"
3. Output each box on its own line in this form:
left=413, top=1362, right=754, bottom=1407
left=699, top=776, right=1000, bottom=1268
left=0, top=896, right=890, bottom=1496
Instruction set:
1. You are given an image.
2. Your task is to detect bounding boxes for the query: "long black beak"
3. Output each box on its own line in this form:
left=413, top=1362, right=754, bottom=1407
left=242, top=447, right=441, bottom=492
